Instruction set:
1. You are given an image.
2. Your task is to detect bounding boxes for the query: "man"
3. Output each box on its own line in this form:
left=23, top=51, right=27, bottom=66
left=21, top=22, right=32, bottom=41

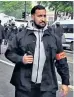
left=55, top=22, right=64, bottom=42
left=18, top=24, right=25, bottom=32
left=0, top=20, right=4, bottom=54
left=5, top=5, right=69, bottom=97
left=8, top=22, right=18, bottom=43
left=4, top=23, right=9, bottom=45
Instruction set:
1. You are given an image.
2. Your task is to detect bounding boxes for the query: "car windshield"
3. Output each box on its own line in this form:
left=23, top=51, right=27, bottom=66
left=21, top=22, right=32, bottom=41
left=62, top=24, right=73, bottom=33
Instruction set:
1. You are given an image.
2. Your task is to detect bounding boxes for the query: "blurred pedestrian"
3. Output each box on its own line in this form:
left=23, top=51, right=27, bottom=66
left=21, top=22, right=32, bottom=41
left=18, top=24, right=25, bottom=32
left=5, top=5, right=69, bottom=97
left=4, top=23, right=9, bottom=45
left=55, top=22, right=64, bottom=42
left=8, top=22, right=18, bottom=43
left=0, top=20, right=4, bottom=54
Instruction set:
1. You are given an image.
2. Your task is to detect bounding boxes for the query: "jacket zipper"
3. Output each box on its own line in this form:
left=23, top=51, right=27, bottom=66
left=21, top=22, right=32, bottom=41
left=35, top=31, right=40, bottom=83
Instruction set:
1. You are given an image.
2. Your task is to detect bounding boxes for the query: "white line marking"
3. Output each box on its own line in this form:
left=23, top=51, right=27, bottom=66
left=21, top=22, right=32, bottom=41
left=0, top=59, right=14, bottom=66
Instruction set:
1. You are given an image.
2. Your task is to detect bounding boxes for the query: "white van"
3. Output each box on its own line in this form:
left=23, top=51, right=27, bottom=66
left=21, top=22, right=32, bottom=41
left=14, top=19, right=28, bottom=28
left=52, top=19, right=74, bottom=51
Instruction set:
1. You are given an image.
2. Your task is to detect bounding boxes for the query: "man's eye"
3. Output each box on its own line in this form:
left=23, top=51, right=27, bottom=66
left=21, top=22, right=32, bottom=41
left=44, top=15, right=46, bottom=17
left=38, top=15, right=42, bottom=17
left=38, top=15, right=46, bottom=17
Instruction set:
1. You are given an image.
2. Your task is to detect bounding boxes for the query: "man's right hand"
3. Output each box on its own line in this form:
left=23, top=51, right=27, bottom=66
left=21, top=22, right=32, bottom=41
left=22, top=55, right=33, bottom=64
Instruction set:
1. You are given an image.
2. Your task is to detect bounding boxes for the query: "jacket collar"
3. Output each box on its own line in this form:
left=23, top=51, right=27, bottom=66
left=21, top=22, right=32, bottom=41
left=27, top=28, right=51, bottom=36
left=26, top=21, right=52, bottom=36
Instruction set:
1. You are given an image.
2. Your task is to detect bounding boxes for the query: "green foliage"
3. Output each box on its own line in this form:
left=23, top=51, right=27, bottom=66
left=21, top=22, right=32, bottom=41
left=37, top=1, right=73, bottom=13
left=0, top=1, right=73, bottom=19
left=37, top=1, right=73, bottom=20
left=0, top=1, right=32, bottom=18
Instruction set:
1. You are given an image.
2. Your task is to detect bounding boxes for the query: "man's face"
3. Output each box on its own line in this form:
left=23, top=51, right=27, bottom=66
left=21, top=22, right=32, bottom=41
left=32, top=9, right=46, bottom=28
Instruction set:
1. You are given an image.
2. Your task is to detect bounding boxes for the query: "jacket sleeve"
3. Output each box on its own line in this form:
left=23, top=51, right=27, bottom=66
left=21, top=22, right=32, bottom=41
left=55, top=37, right=70, bottom=85
left=5, top=34, right=23, bottom=64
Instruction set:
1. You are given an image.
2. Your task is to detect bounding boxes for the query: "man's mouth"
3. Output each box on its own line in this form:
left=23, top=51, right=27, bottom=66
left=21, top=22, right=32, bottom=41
left=40, top=22, right=45, bottom=23
left=40, top=22, right=45, bottom=25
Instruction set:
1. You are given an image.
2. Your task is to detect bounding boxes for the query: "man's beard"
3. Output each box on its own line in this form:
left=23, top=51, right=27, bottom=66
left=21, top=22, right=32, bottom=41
left=34, top=21, right=46, bottom=29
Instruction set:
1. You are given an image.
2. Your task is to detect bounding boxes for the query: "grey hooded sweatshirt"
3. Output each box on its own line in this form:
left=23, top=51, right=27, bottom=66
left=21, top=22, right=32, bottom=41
left=26, top=22, right=48, bottom=83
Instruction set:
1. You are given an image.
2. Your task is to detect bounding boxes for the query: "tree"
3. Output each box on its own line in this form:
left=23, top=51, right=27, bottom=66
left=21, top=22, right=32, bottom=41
left=37, top=1, right=73, bottom=20
left=0, top=1, right=32, bottom=18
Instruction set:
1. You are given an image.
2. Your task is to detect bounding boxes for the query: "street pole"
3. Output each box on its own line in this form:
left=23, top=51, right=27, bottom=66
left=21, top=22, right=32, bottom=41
left=25, top=1, right=26, bottom=19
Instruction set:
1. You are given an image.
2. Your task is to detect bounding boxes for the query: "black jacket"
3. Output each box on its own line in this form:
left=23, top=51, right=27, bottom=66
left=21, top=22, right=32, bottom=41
left=5, top=27, right=69, bottom=92
left=0, top=24, right=4, bottom=40
left=55, top=26, right=64, bottom=37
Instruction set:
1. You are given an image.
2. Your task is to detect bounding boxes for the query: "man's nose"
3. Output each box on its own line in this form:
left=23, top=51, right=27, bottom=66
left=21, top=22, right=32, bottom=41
left=42, top=17, right=46, bottom=21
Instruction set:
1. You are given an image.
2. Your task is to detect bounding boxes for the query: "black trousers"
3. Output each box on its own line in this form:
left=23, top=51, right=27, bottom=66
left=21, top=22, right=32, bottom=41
left=0, top=39, right=2, bottom=54
left=15, top=82, right=56, bottom=97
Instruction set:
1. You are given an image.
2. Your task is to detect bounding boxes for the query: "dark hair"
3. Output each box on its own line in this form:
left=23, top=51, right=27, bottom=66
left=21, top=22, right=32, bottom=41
left=56, top=22, right=60, bottom=27
left=0, top=20, right=1, bottom=23
left=31, top=5, right=45, bottom=15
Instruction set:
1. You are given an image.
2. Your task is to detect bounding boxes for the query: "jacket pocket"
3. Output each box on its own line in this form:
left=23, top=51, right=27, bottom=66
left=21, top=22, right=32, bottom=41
left=46, top=46, right=56, bottom=60
left=20, top=67, right=32, bottom=87
left=20, top=67, right=32, bottom=78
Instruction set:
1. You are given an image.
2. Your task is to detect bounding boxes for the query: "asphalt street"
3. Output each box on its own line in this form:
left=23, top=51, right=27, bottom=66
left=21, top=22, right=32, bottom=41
left=0, top=62, right=15, bottom=97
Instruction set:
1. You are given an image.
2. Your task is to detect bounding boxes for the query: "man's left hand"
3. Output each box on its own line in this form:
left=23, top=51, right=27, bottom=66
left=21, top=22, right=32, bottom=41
left=60, top=84, right=69, bottom=96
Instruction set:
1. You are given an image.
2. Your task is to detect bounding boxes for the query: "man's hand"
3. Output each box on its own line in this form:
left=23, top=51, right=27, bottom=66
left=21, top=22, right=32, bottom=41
left=60, top=84, right=69, bottom=96
left=23, top=55, right=33, bottom=64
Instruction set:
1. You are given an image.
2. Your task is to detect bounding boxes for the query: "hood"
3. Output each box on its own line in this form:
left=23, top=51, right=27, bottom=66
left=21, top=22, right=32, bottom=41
left=26, top=20, right=48, bottom=32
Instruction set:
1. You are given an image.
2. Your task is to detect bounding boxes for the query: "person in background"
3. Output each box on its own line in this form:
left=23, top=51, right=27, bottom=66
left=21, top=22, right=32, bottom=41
left=4, top=23, right=9, bottom=45
left=18, top=24, right=25, bottom=32
left=5, top=5, right=69, bottom=97
left=8, top=22, right=18, bottom=43
left=0, top=20, right=4, bottom=54
left=55, top=22, right=64, bottom=42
